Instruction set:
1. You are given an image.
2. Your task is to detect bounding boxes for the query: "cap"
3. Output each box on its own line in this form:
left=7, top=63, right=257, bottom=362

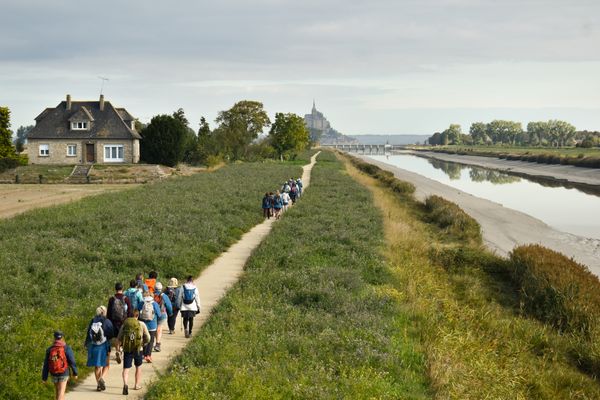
left=155, top=281, right=163, bottom=291
left=167, top=277, right=179, bottom=288
left=54, top=330, right=64, bottom=340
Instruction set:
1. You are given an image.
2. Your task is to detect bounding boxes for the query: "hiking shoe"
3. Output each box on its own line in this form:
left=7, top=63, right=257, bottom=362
left=154, top=343, right=161, bottom=352
left=99, top=378, right=106, bottom=391
left=122, top=385, right=128, bottom=395
left=185, top=331, right=190, bottom=338
left=146, top=356, right=153, bottom=363
left=116, top=350, right=122, bottom=364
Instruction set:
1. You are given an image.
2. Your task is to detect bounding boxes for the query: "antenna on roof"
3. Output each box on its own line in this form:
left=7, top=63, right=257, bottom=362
left=98, top=76, right=109, bottom=95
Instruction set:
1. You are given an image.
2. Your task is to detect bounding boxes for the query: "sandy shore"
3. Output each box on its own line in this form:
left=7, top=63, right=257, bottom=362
left=409, top=150, right=600, bottom=187
left=361, top=156, right=600, bottom=276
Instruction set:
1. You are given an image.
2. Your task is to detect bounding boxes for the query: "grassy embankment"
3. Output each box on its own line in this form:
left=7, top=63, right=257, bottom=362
left=145, top=150, right=432, bottom=399
left=0, top=161, right=302, bottom=400
left=0, top=164, right=74, bottom=183
left=349, top=154, right=600, bottom=398
left=412, top=145, right=600, bottom=168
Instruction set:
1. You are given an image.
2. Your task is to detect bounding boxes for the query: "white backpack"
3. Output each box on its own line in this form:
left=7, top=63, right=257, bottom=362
left=90, top=321, right=106, bottom=345
left=140, top=300, right=155, bottom=321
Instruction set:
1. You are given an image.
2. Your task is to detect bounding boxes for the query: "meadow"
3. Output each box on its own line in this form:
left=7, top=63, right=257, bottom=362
left=0, top=162, right=302, bottom=399
left=145, top=152, right=431, bottom=399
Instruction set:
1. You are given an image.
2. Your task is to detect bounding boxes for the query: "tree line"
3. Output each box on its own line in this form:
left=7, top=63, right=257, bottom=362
left=428, top=120, right=600, bottom=148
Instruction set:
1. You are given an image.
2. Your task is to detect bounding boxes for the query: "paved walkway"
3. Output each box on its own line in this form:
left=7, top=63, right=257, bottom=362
left=66, top=152, right=320, bottom=400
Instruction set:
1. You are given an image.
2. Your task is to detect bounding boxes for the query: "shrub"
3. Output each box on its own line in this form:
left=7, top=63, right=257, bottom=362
left=0, top=156, right=19, bottom=173
left=509, top=245, right=600, bottom=335
left=205, top=154, right=223, bottom=168
left=424, top=195, right=482, bottom=244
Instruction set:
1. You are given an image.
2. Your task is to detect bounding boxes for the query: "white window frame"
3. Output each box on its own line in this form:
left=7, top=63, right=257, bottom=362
left=39, top=144, right=49, bottom=157
left=71, top=121, right=88, bottom=130
left=67, top=144, right=77, bottom=157
left=103, top=144, right=124, bottom=162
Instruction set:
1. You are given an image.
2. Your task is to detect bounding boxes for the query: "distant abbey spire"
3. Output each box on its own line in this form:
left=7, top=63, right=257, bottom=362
left=312, top=99, right=316, bottom=113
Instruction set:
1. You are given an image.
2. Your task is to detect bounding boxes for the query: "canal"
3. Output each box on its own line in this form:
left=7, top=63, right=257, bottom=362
left=368, top=153, right=600, bottom=240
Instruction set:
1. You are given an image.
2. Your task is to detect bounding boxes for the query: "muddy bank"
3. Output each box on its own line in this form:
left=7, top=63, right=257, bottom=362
left=361, top=155, right=600, bottom=276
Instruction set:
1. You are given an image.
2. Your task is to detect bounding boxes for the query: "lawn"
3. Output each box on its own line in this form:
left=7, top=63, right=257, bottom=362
left=0, top=162, right=302, bottom=400
left=145, top=151, right=431, bottom=399
left=0, top=164, right=74, bottom=183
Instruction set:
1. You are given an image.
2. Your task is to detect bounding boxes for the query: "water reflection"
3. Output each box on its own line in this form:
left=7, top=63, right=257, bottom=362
left=428, top=159, right=520, bottom=184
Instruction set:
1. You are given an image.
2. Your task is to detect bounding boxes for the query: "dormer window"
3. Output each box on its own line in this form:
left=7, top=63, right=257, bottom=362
left=71, top=121, right=89, bottom=130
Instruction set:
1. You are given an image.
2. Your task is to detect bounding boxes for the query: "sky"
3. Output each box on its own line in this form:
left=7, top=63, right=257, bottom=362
left=1, top=0, right=599, bottom=135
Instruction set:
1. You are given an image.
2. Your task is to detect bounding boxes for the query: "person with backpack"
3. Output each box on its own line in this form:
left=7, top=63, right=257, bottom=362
left=289, top=184, right=298, bottom=204
left=152, top=281, right=173, bottom=352
left=145, top=271, right=158, bottom=295
left=124, top=280, right=143, bottom=313
left=296, top=178, right=303, bottom=197
left=268, top=192, right=275, bottom=219
left=135, top=273, right=149, bottom=292
left=107, top=282, right=132, bottom=364
left=84, top=306, right=114, bottom=391
left=139, top=291, right=161, bottom=363
left=165, top=278, right=181, bottom=334
left=281, top=190, right=290, bottom=212
left=117, top=309, right=150, bottom=395
left=282, top=181, right=291, bottom=194
left=273, top=191, right=283, bottom=219
left=262, top=192, right=271, bottom=219
left=42, top=330, right=78, bottom=400
left=177, top=275, right=201, bottom=338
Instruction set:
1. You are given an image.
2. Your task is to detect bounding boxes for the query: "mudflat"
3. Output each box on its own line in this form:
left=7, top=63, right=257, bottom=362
left=0, top=184, right=136, bottom=219
left=361, top=156, right=600, bottom=276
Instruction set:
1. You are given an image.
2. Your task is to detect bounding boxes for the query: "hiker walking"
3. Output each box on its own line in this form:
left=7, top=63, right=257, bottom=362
left=177, top=275, right=201, bottom=338
left=139, top=291, right=161, bottom=363
left=262, top=192, right=271, bottom=219
left=273, top=191, right=283, bottom=219
left=42, top=330, right=78, bottom=400
left=281, top=190, right=290, bottom=212
left=152, top=281, right=173, bottom=352
left=289, top=183, right=298, bottom=204
left=268, top=192, right=275, bottom=218
left=135, top=273, right=149, bottom=292
left=145, top=271, right=158, bottom=295
left=117, top=309, right=150, bottom=395
left=296, top=178, right=303, bottom=197
left=165, top=278, right=181, bottom=334
left=107, top=282, right=132, bottom=364
left=84, top=306, right=114, bottom=391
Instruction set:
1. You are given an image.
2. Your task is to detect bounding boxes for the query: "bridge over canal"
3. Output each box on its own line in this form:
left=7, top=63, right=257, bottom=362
left=320, top=143, right=408, bottom=154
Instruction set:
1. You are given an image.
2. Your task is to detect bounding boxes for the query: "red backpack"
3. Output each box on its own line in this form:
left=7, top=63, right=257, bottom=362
left=48, top=342, right=68, bottom=375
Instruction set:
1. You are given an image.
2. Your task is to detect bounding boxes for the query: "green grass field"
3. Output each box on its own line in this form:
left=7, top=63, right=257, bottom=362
left=145, top=152, right=431, bottom=399
left=0, top=164, right=74, bottom=183
left=0, top=162, right=302, bottom=400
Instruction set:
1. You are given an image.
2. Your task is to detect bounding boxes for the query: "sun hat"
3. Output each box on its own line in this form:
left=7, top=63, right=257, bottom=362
left=155, top=281, right=163, bottom=292
left=167, top=278, right=179, bottom=288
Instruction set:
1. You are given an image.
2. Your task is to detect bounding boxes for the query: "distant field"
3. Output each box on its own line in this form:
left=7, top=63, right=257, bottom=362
left=429, top=145, right=600, bottom=157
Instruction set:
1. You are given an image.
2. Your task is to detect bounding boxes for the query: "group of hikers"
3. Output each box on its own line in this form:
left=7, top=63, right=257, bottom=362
left=261, top=177, right=303, bottom=219
left=42, top=271, right=201, bottom=399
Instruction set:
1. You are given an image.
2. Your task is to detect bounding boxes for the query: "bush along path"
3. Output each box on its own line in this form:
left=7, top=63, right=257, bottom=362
left=65, top=152, right=320, bottom=400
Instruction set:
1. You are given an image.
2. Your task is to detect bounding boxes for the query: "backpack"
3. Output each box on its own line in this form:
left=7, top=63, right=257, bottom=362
left=154, top=293, right=166, bottom=315
left=183, top=287, right=195, bottom=305
left=165, top=287, right=176, bottom=304
left=111, top=296, right=127, bottom=323
left=90, top=321, right=106, bottom=345
left=121, top=318, right=143, bottom=353
left=125, top=289, right=139, bottom=312
left=48, top=344, right=68, bottom=375
left=140, top=300, right=155, bottom=321
left=145, top=278, right=156, bottom=295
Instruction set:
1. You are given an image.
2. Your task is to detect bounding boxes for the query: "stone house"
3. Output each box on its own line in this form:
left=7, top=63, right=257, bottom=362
left=27, top=94, right=141, bottom=164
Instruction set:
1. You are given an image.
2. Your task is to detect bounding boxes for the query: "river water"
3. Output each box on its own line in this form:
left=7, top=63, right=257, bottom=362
left=368, top=154, right=600, bottom=240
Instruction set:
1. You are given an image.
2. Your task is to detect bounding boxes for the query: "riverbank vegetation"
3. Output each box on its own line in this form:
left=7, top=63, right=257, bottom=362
left=145, top=151, right=432, bottom=399
left=345, top=154, right=600, bottom=398
left=0, top=162, right=301, bottom=399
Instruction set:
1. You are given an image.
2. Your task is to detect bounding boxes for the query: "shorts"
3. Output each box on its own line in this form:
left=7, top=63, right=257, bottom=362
left=51, top=375, right=69, bottom=383
left=123, top=351, right=143, bottom=368
left=157, top=317, right=167, bottom=326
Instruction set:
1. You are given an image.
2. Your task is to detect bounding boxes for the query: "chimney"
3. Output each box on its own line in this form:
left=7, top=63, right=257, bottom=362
left=66, top=94, right=72, bottom=111
left=99, top=94, right=105, bottom=111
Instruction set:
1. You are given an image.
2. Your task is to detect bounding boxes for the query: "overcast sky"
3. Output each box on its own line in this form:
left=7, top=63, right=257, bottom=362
left=1, top=0, right=599, bottom=135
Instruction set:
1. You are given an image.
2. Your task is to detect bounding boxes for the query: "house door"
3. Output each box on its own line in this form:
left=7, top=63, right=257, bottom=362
left=86, top=144, right=95, bottom=163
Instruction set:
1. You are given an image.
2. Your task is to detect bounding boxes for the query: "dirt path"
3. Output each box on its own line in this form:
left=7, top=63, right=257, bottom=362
left=361, top=156, right=600, bottom=276
left=65, top=152, right=320, bottom=400
left=0, top=184, right=136, bottom=219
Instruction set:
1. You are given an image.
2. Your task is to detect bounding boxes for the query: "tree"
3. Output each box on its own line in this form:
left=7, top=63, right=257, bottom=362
left=527, top=121, right=547, bottom=146
left=469, top=122, right=488, bottom=145
left=14, top=125, right=33, bottom=153
left=443, top=124, right=462, bottom=145
left=269, top=112, right=310, bottom=160
left=486, top=120, right=522, bottom=145
left=171, top=108, right=199, bottom=164
left=213, top=100, right=271, bottom=160
left=547, top=120, right=576, bottom=147
left=428, top=132, right=442, bottom=145
left=140, top=114, right=188, bottom=167
left=0, top=107, right=16, bottom=158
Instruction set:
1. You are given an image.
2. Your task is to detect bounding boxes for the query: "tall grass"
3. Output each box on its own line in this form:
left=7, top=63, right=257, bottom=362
left=145, top=151, right=431, bottom=399
left=0, top=162, right=301, bottom=400
left=424, top=195, right=482, bottom=245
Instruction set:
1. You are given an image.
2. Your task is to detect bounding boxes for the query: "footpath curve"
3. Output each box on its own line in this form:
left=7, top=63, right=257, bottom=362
left=66, top=152, right=320, bottom=400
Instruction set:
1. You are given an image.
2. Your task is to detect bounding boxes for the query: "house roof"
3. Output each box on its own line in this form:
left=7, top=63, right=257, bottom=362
left=28, top=98, right=141, bottom=140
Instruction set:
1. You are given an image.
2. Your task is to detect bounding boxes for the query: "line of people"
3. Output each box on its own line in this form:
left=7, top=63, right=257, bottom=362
left=261, top=177, right=303, bottom=220
left=42, top=271, right=201, bottom=398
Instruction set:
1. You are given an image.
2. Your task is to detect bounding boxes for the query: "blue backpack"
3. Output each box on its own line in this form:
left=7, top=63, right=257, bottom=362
left=125, top=289, right=140, bottom=311
left=183, top=287, right=196, bottom=305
